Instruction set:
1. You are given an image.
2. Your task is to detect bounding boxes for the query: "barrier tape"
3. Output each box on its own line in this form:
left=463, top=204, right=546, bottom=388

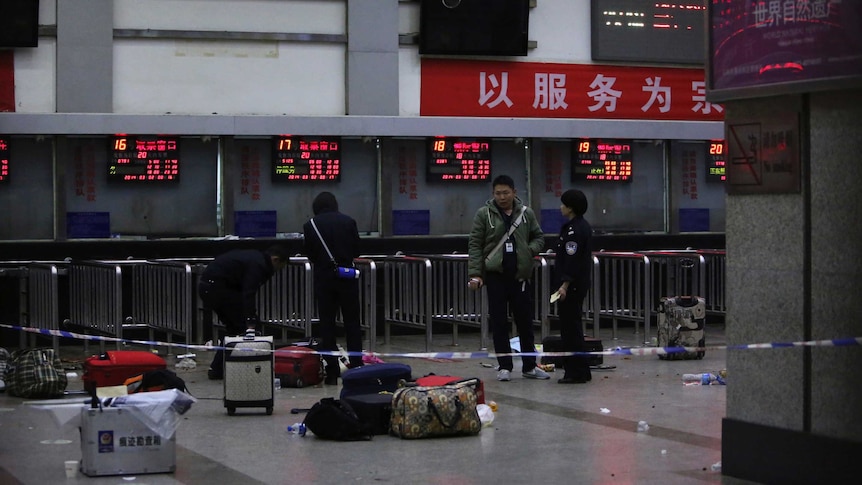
left=2, top=323, right=861, bottom=360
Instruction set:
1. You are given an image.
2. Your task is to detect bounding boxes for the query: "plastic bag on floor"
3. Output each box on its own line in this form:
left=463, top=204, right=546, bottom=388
left=477, top=403, right=495, bottom=427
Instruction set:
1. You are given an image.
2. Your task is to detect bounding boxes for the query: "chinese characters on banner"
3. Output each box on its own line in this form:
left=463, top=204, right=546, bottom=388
left=681, top=149, right=698, bottom=200
left=421, top=59, right=724, bottom=121
left=543, top=145, right=563, bottom=197
left=397, top=146, right=418, bottom=200
left=73, top=143, right=97, bottom=202
left=240, top=145, right=261, bottom=201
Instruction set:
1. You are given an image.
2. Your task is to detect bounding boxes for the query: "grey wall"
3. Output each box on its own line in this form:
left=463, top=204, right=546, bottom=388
left=56, top=0, right=113, bottom=113
left=0, top=137, right=54, bottom=239
left=347, top=0, right=399, bottom=115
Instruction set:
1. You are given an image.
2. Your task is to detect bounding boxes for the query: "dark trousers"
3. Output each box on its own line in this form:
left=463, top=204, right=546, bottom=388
left=485, top=272, right=537, bottom=372
left=199, top=280, right=245, bottom=373
left=558, top=287, right=591, bottom=380
left=315, top=277, right=364, bottom=378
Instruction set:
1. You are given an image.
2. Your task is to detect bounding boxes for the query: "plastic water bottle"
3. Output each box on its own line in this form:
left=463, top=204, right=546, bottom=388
left=681, top=372, right=725, bottom=385
left=287, top=423, right=306, bottom=436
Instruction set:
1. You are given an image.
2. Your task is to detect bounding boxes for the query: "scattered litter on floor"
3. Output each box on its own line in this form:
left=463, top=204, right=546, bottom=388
left=637, top=420, right=649, bottom=432
left=600, top=408, right=610, bottom=414
left=711, top=461, right=722, bottom=472
left=661, top=449, right=667, bottom=455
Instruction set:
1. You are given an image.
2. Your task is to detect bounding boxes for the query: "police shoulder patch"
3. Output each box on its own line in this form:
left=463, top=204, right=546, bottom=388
left=565, top=241, right=578, bottom=255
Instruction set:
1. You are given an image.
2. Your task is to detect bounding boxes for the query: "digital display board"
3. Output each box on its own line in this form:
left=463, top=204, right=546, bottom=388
left=706, top=140, right=726, bottom=182
left=108, top=135, right=179, bottom=182
left=427, top=137, right=492, bottom=182
left=572, top=139, right=632, bottom=182
left=591, top=0, right=705, bottom=65
left=420, top=0, right=530, bottom=57
left=272, top=136, right=341, bottom=181
left=708, top=0, right=862, bottom=101
left=0, top=136, right=9, bottom=183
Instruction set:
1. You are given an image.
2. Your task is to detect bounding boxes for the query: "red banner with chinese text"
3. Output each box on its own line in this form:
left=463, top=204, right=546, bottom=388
left=421, top=59, right=723, bottom=122
left=0, top=51, right=14, bottom=112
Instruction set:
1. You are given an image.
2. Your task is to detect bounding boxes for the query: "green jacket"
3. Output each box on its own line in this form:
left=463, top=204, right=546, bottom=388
left=468, top=196, right=544, bottom=281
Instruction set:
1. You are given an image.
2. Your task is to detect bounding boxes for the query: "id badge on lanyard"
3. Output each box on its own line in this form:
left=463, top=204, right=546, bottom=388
left=505, top=239, right=514, bottom=253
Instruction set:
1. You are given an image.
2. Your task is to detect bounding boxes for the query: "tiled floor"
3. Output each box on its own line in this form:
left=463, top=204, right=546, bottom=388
left=0, top=322, right=753, bottom=484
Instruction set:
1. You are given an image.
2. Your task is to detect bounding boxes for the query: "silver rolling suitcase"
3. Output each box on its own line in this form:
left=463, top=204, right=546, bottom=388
left=224, top=334, right=274, bottom=415
left=656, top=296, right=706, bottom=360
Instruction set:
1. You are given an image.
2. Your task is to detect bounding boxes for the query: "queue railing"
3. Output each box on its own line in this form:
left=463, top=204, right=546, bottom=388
left=380, top=254, right=433, bottom=351
left=67, top=259, right=192, bottom=354
left=594, top=251, right=652, bottom=344
left=538, top=252, right=601, bottom=339
left=697, top=249, right=727, bottom=316
left=424, top=254, right=488, bottom=349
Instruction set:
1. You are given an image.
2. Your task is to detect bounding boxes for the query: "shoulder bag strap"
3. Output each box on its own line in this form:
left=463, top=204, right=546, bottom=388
left=309, top=218, right=337, bottom=266
left=484, top=206, right=527, bottom=264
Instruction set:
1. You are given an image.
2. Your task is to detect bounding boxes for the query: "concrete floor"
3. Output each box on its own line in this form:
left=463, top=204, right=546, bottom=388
left=0, top=322, right=753, bottom=485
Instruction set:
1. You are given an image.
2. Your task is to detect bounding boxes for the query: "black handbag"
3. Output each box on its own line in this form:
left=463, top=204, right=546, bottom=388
left=303, top=397, right=373, bottom=441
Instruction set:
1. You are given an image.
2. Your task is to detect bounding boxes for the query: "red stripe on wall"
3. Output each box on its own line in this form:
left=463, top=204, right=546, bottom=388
left=421, top=59, right=724, bottom=122
left=0, top=50, right=14, bottom=112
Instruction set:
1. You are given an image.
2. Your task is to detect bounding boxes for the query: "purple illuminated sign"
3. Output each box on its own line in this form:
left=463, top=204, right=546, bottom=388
left=708, top=0, right=862, bottom=100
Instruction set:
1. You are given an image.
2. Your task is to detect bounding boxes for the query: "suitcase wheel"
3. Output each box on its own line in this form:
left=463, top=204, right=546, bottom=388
left=227, top=407, right=236, bottom=416
left=266, top=407, right=273, bottom=416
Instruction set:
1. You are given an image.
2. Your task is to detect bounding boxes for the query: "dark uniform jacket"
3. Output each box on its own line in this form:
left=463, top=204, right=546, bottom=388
left=303, top=209, right=361, bottom=278
left=556, top=216, right=593, bottom=292
left=201, top=249, right=275, bottom=321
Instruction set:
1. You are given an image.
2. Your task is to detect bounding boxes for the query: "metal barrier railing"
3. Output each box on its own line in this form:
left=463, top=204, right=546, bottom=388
left=1, top=262, right=30, bottom=349
left=539, top=253, right=602, bottom=339
left=594, top=251, right=652, bottom=344
left=27, top=263, right=62, bottom=353
left=3, top=247, right=727, bottom=353
left=67, top=260, right=124, bottom=353
left=257, top=257, right=314, bottom=341
left=640, top=250, right=706, bottom=301
left=128, top=261, right=193, bottom=351
left=424, top=254, right=488, bottom=349
left=697, top=249, right=727, bottom=315
left=381, top=255, right=433, bottom=351
left=67, top=260, right=192, bottom=354
left=355, top=257, right=378, bottom=351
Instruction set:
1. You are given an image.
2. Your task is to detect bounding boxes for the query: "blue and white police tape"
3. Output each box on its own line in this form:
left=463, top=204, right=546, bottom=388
left=1, top=322, right=860, bottom=361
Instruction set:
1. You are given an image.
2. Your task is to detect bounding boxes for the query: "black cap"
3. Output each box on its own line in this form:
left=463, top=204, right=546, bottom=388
left=561, top=189, right=588, bottom=216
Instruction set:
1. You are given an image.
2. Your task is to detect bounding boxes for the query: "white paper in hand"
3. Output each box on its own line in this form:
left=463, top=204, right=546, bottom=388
left=550, top=290, right=561, bottom=303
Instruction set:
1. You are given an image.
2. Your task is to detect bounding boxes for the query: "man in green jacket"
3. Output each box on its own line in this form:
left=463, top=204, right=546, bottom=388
left=468, top=174, right=550, bottom=381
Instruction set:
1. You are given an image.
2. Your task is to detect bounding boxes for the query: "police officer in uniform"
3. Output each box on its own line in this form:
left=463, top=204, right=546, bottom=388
left=554, top=189, right=593, bottom=384
left=303, top=191, right=364, bottom=384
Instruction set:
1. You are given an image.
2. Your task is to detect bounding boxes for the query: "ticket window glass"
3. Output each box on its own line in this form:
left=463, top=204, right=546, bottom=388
left=227, top=137, right=378, bottom=237
left=534, top=139, right=666, bottom=235
left=669, top=140, right=726, bottom=233
left=0, top=136, right=54, bottom=240
left=385, top=138, right=528, bottom=236
left=63, top=137, right=219, bottom=238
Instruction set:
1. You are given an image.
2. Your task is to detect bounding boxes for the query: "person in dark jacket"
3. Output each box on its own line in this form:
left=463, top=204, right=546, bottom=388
left=467, top=175, right=549, bottom=382
left=554, top=189, right=593, bottom=384
left=303, top=191, right=364, bottom=384
left=200, top=245, right=288, bottom=380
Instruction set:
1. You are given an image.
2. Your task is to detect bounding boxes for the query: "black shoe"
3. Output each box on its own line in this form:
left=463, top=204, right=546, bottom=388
left=207, top=368, right=223, bottom=380
left=558, top=376, right=588, bottom=384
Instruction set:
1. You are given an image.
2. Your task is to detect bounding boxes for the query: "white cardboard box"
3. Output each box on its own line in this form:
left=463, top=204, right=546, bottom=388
left=80, top=406, right=176, bottom=477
